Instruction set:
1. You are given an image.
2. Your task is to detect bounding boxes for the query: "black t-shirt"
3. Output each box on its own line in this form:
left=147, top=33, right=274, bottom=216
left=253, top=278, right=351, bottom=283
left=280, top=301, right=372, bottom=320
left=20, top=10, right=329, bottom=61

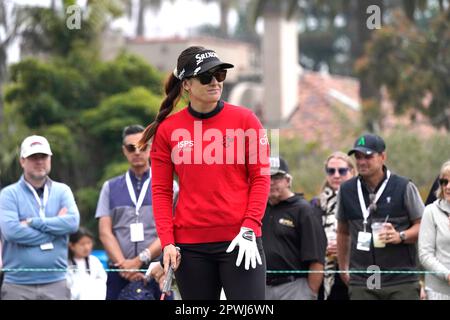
left=262, top=193, right=327, bottom=278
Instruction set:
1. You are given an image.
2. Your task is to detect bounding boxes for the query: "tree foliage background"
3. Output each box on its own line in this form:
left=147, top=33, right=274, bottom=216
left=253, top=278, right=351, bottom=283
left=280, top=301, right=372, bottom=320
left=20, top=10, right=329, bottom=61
left=0, top=1, right=163, bottom=235
left=357, top=8, right=450, bottom=129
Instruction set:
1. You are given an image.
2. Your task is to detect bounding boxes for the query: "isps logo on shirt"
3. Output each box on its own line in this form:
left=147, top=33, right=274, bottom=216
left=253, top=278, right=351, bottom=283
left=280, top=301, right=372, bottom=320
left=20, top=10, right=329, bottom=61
left=177, top=140, right=194, bottom=150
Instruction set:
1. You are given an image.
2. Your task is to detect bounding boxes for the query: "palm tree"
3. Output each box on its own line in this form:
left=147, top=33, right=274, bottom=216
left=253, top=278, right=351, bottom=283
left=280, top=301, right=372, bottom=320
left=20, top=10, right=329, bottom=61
left=201, top=0, right=239, bottom=37
left=122, top=0, right=167, bottom=37
left=136, top=0, right=162, bottom=37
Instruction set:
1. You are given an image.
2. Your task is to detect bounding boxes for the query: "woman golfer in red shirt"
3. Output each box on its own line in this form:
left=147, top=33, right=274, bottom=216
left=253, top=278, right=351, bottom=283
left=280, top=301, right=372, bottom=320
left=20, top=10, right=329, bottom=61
left=138, top=46, right=270, bottom=299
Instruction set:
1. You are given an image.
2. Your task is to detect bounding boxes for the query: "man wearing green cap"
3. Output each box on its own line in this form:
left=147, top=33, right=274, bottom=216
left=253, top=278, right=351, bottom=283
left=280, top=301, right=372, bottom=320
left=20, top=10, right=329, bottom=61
left=336, top=133, right=424, bottom=300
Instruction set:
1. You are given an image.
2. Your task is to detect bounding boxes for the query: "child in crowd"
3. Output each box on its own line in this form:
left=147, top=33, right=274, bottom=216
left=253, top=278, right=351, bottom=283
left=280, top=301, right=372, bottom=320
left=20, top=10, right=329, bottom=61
left=67, top=227, right=107, bottom=300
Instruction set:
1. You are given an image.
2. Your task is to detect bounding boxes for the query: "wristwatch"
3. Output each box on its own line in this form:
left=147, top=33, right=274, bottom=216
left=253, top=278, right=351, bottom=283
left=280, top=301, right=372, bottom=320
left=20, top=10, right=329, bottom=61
left=138, top=248, right=151, bottom=263
left=399, top=231, right=407, bottom=243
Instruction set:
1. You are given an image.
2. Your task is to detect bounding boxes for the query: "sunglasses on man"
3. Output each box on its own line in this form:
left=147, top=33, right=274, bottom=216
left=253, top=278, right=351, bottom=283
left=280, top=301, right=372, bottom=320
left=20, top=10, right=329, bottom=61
left=326, top=167, right=350, bottom=176
left=439, top=178, right=449, bottom=187
left=195, top=69, right=227, bottom=85
left=124, top=144, right=148, bottom=153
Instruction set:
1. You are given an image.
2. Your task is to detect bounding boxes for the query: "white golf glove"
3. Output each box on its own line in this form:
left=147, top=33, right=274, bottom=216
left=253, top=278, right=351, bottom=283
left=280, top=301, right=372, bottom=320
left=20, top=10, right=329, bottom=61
left=226, top=227, right=262, bottom=270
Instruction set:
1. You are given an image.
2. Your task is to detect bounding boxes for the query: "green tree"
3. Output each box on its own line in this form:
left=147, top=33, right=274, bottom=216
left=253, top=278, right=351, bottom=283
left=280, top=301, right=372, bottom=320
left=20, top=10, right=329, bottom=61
left=94, top=52, right=163, bottom=97
left=0, top=0, right=165, bottom=238
left=0, top=1, right=27, bottom=133
left=2, top=51, right=163, bottom=188
left=357, top=8, right=450, bottom=129
left=82, top=86, right=161, bottom=163
left=20, top=0, right=122, bottom=57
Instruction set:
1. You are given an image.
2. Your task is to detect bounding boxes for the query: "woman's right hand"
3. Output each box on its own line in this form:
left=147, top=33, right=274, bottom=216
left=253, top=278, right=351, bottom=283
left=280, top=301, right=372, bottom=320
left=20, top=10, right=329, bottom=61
left=163, top=244, right=181, bottom=273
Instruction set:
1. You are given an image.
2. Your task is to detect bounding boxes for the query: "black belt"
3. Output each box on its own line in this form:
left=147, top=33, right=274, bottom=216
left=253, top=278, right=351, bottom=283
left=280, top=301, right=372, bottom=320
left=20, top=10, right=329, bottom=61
left=266, top=275, right=299, bottom=286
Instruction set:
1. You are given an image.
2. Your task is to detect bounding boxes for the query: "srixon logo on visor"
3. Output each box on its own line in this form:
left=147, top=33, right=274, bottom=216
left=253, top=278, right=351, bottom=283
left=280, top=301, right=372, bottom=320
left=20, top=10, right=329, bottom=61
left=195, top=51, right=218, bottom=65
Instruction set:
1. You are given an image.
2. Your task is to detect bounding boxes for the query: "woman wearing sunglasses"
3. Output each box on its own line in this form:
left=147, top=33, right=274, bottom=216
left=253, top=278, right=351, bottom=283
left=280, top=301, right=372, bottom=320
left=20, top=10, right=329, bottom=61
left=419, top=160, right=450, bottom=300
left=137, top=46, right=269, bottom=299
left=311, top=151, right=355, bottom=300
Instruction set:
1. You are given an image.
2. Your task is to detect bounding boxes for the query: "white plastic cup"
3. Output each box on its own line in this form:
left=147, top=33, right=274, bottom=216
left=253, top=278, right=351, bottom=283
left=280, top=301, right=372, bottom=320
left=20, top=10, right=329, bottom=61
left=371, top=222, right=386, bottom=248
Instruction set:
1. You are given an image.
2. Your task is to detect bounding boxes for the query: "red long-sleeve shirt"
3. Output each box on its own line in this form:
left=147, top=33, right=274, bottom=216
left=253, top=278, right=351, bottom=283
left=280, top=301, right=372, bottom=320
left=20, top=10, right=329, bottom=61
left=150, top=101, right=270, bottom=248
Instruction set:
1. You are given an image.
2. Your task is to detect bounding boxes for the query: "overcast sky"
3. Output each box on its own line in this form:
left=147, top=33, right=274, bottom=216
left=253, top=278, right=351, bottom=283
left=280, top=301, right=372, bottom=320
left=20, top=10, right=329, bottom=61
left=112, top=0, right=237, bottom=38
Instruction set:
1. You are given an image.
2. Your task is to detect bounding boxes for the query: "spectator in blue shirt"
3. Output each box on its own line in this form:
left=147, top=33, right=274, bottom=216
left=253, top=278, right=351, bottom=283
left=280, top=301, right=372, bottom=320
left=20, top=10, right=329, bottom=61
left=0, top=135, right=80, bottom=300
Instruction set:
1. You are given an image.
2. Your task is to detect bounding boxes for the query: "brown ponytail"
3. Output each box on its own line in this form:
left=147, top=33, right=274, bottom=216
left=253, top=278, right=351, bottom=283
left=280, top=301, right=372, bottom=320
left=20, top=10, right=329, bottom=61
left=137, top=74, right=182, bottom=150
left=138, top=45, right=206, bottom=150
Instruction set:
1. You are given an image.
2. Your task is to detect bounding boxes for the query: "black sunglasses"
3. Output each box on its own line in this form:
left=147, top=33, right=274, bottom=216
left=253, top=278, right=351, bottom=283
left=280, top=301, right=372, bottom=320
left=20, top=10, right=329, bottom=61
left=196, top=69, right=227, bottom=85
left=439, top=178, right=449, bottom=187
left=124, top=144, right=148, bottom=153
left=326, top=167, right=350, bottom=176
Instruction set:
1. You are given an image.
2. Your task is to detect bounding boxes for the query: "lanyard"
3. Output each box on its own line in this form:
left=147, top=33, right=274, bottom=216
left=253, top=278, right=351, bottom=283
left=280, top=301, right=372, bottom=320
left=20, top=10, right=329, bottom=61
left=125, top=171, right=150, bottom=217
left=24, top=180, right=49, bottom=219
left=357, top=170, right=391, bottom=231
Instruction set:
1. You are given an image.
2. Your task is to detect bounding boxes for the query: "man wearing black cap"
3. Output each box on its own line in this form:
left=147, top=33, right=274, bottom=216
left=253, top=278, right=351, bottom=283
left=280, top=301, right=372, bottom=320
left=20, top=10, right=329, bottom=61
left=262, top=157, right=327, bottom=300
left=336, top=133, right=424, bottom=300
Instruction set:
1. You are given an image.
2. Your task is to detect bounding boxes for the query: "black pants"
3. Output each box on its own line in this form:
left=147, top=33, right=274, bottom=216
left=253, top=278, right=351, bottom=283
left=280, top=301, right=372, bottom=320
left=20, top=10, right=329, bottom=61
left=175, top=238, right=266, bottom=300
left=349, top=281, right=420, bottom=300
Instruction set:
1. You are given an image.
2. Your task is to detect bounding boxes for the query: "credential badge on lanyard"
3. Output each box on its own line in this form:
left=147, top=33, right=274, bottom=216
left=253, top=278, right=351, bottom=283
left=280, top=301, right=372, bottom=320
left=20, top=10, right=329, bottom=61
left=25, top=180, right=54, bottom=250
left=357, top=170, right=391, bottom=232
left=125, top=171, right=150, bottom=242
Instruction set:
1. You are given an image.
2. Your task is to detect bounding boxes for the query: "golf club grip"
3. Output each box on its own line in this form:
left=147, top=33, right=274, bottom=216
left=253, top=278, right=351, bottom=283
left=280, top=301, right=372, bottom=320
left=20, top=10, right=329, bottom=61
left=162, top=266, right=174, bottom=293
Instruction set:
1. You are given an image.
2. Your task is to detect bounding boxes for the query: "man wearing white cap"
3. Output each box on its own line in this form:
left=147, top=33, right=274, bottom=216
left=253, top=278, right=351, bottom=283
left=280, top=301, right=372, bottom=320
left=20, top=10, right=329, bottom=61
left=0, top=135, right=80, bottom=300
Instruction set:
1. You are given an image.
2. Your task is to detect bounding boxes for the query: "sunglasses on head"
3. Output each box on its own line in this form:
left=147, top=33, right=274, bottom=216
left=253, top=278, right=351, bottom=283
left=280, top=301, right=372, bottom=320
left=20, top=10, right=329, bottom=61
left=326, top=167, right=350, bottom=176
left=124, top=144, right=148, bottom=153
left=439, top=178, right=449, bottom=187
left=196, top=69, right=227, bottom=85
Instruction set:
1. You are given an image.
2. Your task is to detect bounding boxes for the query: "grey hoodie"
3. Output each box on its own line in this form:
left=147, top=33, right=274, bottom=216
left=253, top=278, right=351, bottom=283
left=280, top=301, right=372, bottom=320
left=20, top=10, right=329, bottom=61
left=418, top=199, right=450, bottom=295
